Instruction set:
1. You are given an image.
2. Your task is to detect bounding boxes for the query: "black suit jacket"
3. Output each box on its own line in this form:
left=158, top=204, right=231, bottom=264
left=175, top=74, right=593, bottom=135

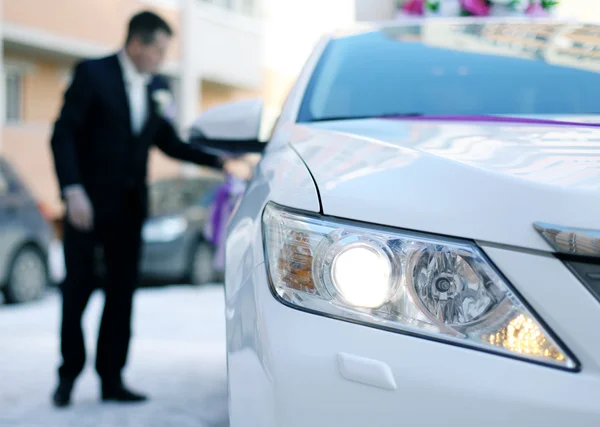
left=50, top=54, right=221, bottom=224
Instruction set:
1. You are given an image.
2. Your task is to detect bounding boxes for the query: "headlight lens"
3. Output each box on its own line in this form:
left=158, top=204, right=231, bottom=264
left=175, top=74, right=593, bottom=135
left=263, top=203, right=575, bottom=369
left=318, top=233, right=399, bottom=309
left=142, top=216, right=188, bottom=243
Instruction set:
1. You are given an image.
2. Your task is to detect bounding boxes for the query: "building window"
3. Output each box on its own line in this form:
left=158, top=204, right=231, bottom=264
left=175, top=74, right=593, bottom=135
left=5, top=72, right=23, bottom=124
left=199, top=0, right=256, bottom=15
left=199, top=0, right=233, bottom=9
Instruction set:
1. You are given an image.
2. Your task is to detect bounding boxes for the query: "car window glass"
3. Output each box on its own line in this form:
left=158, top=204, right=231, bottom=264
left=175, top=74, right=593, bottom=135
left=298, top=25, right=600, bottom=121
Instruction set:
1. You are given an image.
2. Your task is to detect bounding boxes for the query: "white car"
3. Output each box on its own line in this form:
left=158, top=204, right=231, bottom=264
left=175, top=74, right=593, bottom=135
left=193, top=19, right=600, bottom=426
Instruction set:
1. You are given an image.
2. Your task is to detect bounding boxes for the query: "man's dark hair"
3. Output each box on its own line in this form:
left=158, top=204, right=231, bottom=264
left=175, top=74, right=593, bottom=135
left=126, top=11, right=173, bottom=45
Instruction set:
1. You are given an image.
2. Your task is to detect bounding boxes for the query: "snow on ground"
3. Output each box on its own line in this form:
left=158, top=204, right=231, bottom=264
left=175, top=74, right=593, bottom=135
left=0, top=285, right=229, bottom=427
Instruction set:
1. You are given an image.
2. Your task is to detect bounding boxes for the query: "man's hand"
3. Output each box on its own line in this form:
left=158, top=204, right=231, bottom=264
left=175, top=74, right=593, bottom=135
left=64, top=186, right=94, bottom=231
left=224, top=155, right=259, bottom=181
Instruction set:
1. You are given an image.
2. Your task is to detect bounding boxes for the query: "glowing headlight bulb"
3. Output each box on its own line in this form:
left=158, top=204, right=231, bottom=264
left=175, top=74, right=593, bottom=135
left=331, top=244, right=393, bottom=308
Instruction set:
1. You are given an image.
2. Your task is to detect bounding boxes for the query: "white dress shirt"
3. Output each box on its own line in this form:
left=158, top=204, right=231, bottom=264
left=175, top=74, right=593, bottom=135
left=118, top=50, right=152, bottom=136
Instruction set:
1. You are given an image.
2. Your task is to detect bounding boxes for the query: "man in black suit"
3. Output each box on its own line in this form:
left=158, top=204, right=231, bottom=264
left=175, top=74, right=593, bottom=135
left=50, top=11, right=246, bottom=407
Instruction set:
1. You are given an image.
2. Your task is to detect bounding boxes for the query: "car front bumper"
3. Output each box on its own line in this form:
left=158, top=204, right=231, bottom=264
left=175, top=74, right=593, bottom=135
left=226, top=245, right=600, bottom=427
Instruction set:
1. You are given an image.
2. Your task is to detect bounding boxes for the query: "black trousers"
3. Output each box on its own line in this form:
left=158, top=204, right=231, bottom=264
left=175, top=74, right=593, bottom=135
left=58, top=194, right=144, bottom=383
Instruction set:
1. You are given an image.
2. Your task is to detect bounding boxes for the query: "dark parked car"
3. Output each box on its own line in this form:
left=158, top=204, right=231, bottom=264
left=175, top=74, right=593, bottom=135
left=0, top=157, right=54, bottom=304
left=95, top=174, right=224, bottom=285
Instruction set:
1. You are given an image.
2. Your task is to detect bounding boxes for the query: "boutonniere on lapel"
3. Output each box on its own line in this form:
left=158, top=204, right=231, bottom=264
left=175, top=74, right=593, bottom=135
left=152, top=88, right=175, bottom=119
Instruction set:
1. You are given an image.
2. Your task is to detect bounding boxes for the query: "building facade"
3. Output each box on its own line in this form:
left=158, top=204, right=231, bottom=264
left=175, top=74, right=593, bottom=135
left=1, top=0, right=264, bottom=218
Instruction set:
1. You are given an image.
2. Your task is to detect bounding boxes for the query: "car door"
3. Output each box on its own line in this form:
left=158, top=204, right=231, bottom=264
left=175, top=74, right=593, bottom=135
left=0, top=161, right=21, bottom=282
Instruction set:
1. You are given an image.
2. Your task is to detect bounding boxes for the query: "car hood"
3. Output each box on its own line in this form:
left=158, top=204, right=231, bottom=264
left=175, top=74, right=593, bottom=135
left=290, top=117, right=600, bottom=252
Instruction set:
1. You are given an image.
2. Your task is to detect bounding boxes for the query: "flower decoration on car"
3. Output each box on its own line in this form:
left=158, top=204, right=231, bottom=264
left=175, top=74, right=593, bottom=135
left=399, top=0, right=558, bottom=17
left=402, top=0, right=425, bottom=15
left=460, top=0, right=491, bottom=16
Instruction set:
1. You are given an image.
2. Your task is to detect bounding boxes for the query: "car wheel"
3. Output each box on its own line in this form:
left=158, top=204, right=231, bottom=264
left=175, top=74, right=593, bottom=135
left=190, top=242, right=218, bottom=285
left=3, top=246, right=48, bottom=304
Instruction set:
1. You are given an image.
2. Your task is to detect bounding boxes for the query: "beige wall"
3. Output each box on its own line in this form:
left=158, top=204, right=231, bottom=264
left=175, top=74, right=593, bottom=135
left=22, top=59, right=68, bottom=124
left=4, top=0, right=181, bottom=61
left=201, top=80, right=261, bottom=111
left=3, top=124, right=56, bottom=209
left=262, top=67, right=295, bottom=108
left=4, top=50, right=72, bottom=124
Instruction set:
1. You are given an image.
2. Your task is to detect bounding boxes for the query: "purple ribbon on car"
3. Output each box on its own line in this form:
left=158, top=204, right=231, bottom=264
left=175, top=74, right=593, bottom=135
left=209, top=180, right=232, bottom=247
left=204, top=174, right=247, bottom=272
left=385, top=115, right=600, bottom=128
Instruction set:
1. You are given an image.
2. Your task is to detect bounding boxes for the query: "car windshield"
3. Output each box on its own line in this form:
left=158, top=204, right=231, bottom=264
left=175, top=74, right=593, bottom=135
left=298, top=23, right=600, bottom=122
left=149, top=178, right=222, bottom=216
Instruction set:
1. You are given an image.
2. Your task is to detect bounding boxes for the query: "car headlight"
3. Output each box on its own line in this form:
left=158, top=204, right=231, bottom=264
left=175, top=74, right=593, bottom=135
left=262, top=203, right=576, bottom=369
left=142, top=216, right=188, bottom=243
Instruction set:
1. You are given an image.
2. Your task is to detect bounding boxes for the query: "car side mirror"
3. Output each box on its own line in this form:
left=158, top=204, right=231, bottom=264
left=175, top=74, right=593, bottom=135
left=189, top=98, right=265, bottom=155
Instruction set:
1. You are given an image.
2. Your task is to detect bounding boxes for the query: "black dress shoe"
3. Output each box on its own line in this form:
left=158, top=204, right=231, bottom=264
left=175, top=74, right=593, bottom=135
left=102, top=383, right=148, bottom=403
left=52, top=380, right=74, bottom=408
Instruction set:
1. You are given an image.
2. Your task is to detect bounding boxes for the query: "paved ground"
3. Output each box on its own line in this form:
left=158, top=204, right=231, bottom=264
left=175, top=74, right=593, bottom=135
left=0, top=285, right=229, bottom=427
